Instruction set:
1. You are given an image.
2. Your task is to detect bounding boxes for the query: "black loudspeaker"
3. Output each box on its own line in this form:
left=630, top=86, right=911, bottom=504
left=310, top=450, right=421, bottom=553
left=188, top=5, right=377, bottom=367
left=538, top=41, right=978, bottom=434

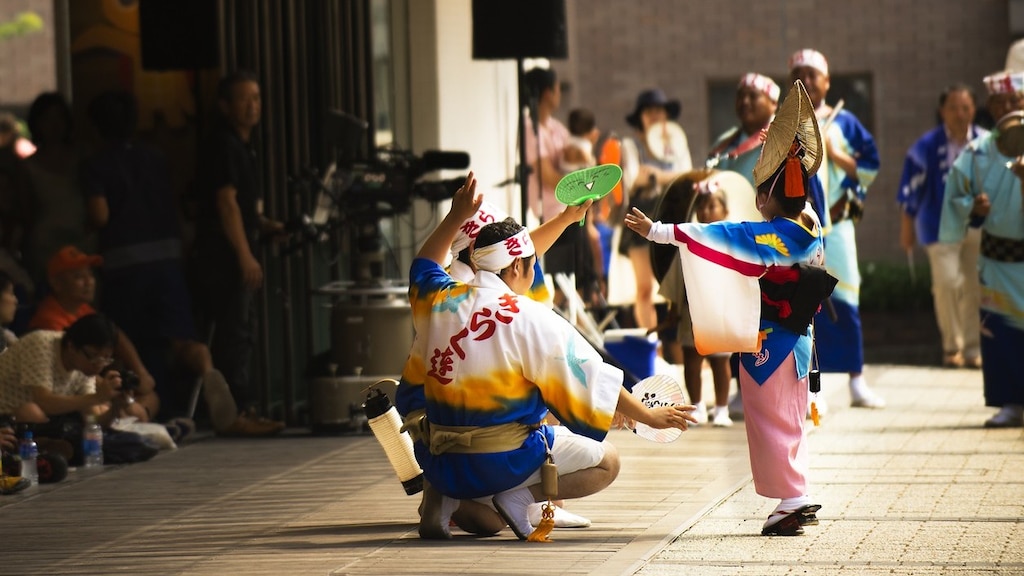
left=472, top=0, right=568, bottom=60
left=139, top=0, right=219, bottom=70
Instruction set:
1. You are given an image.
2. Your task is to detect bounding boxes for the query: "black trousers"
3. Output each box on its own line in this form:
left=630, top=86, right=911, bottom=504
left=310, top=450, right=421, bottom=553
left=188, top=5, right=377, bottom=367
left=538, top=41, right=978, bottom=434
left=189, top=250, right=257, bottom=411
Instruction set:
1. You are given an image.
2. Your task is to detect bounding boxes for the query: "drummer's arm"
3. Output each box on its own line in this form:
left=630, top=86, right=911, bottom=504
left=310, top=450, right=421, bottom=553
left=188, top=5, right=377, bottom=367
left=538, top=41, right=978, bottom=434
left=530, top=200, right=593, bottom=253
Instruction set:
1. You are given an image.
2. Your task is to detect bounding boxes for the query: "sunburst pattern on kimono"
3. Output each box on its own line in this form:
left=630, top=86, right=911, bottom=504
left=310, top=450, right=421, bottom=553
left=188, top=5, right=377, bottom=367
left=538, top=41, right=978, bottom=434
left=755, top=232, right=790, bottom=257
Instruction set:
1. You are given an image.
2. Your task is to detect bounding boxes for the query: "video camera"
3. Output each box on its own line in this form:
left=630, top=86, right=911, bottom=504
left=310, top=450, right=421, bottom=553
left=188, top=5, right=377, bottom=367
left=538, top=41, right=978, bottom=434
left=321, top=109, right=470, bottom=217
left=336, top=149, right=470, bottom=216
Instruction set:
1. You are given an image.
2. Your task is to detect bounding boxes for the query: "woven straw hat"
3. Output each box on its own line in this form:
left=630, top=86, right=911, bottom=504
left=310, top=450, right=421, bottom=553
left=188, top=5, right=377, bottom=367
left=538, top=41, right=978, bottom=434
left=751, top=80, right=822, bottom=188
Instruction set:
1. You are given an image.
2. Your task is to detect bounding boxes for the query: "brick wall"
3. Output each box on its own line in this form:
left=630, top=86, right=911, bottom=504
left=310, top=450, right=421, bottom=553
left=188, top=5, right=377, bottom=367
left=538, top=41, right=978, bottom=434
left=0, top=1, right=57, bottom=113
left=557, top=0, right=1010, bottom=264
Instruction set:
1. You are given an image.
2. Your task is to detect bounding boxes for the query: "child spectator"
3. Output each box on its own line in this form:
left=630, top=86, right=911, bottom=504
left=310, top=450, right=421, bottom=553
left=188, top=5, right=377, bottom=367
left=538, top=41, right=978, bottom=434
left=563, top=108, right=599, bottom=172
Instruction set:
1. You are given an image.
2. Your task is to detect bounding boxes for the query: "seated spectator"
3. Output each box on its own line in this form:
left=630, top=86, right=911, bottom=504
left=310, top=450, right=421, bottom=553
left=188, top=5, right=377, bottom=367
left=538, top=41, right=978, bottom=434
left=30, top=245, right=281, bottom=436
left=0, top=313, right=123, bottom=427
left=28, top=245, right=159, bottom=423
left=0, top=270, right=19, bottom=349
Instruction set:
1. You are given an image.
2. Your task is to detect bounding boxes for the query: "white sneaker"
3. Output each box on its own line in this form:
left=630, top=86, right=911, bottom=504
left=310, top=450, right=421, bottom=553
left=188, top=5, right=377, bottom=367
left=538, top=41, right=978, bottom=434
left=493, top=487, right=535, bottom=540
left=727, top=391, right=744, bottom=420
left=691, top=402, right=708, bottom=425
left=984, top=405, right=1024, bottom=428
left=528, top=503, right=591, bottom=528
left=850, top=385, right=886, bottom=409
left=712, top=406, right=733, bottom=427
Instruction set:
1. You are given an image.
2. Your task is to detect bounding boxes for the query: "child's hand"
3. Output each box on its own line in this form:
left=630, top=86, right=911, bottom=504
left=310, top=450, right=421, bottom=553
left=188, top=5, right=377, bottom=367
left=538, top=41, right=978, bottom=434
left=450, top=171, right=482, bottom=222
left=624, top=207, right=653, bottom=239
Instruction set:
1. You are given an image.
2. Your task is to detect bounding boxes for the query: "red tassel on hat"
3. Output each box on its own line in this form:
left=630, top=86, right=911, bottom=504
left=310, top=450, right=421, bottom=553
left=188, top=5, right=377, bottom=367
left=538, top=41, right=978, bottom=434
left=784, top=142, right=804, bottom=198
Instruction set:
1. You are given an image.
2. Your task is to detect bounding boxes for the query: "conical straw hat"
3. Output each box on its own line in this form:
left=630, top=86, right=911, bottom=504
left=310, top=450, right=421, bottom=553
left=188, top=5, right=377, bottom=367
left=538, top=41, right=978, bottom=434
left=752, top=80, right=822, bottom=188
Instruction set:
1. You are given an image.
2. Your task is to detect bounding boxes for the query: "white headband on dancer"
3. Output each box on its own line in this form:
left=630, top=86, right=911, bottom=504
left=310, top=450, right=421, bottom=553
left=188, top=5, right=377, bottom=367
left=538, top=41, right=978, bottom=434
left=470, top=229, right=535, bottom=272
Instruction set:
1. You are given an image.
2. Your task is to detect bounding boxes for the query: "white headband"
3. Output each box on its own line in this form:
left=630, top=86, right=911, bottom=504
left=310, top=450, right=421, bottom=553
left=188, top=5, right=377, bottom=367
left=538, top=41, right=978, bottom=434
left=451, top=201, right=508, bottom=255
left=788, top=49, right=829, bottom=77
left=470, top=229, right=535, bottom=272
left=984, top=71, right=1024, bottom=96
left=738, top=73, right=781, bottom=103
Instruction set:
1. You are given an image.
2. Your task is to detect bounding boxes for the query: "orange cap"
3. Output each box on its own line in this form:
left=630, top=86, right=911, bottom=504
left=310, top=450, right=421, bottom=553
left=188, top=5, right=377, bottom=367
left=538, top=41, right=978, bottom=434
left=47, top=245, right=103, bottom=278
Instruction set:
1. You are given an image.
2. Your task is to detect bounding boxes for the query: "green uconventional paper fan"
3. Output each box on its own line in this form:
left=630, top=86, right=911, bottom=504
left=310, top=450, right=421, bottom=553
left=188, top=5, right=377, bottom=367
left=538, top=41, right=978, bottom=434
left=555, top=164, right=623, bottom=206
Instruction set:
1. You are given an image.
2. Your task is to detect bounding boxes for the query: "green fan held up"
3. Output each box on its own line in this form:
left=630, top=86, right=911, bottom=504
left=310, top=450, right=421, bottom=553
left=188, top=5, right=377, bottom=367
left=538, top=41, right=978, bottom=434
left=555, top=164, right=623, bottom=226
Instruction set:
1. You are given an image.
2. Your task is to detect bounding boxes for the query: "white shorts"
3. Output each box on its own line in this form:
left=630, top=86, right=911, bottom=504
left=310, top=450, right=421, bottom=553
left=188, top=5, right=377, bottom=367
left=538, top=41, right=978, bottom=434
left=511, top=425, right=606, bottom=490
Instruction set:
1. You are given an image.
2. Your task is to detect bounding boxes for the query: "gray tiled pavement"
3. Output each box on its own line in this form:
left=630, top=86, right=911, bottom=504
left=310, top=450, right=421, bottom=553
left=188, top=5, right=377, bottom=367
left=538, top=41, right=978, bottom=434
left=636, top=365, right=1024, bottom=576
left=0, top=363, right=1021, bottom=575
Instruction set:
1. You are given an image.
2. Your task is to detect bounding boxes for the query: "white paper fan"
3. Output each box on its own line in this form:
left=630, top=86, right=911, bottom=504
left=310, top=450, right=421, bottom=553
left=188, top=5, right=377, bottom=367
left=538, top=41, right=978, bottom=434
left=630, top=373, right=686, bottom=443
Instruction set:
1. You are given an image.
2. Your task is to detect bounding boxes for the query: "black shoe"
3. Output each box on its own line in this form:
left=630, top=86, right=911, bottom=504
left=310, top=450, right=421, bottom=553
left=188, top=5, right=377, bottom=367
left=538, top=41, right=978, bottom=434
left=797, top=503, right=821, bottom=526
left=38, top=453, right=68, bottom=484
left=761, top=510, right=805, bottom=536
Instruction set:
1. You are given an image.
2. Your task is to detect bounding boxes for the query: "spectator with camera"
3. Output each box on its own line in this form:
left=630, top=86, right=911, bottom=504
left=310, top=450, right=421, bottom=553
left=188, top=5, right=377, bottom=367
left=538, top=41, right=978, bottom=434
left=27, top=245, right=278, bottom=436
left=0, top=313, right=123, bottom=427
left=28, top=246, right=157, bottom=423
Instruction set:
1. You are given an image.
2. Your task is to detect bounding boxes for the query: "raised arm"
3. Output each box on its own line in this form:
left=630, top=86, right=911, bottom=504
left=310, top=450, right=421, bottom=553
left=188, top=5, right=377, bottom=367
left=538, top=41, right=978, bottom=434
left=529, top=199, right=593, bottom=254
left=416, top=172, right=482, bottom=265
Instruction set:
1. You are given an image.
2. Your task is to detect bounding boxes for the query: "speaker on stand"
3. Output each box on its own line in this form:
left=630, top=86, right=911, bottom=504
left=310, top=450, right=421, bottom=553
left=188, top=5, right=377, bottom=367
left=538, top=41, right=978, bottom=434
left=138, top=0, right=219, bottom=71
left=471, top=0, right=568, bottom=226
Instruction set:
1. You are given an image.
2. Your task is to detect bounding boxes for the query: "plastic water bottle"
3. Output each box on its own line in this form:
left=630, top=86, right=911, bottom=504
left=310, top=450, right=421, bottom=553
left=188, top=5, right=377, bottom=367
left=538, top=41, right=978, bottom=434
left=19, top=431, right=38, bottom=485
left=83, top=415, right=104, bottom=468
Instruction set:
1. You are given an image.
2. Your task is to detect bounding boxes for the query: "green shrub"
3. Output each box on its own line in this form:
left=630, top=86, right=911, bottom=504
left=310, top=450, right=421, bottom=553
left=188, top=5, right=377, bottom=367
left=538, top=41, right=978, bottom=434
left=858, top=260, right=933, bottom=313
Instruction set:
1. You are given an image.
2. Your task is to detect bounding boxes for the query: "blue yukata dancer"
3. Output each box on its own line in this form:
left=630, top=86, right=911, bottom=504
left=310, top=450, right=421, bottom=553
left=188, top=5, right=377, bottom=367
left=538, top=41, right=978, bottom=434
left=897, top=83, right=988, bottom=369
left=939, top=70, right=1024, bottom=429
left=396, top=172, right=695, bottom=541
left=789, top=49, right=885, bottom=411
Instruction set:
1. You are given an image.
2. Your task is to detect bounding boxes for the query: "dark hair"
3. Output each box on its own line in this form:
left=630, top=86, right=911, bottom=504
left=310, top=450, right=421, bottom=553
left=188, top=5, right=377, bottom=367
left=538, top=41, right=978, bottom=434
left=568, top=108, right=596, bottom=137
left=935, top=83, right=977, bottom=125
left=62, top=313, right=119, bottom=350
left=523, top=67, right=557, bottom=98
left=476, top=217, right=524, bottom=249
left=217, top=69, right=260, bottom=103
left=0, top=270, right=13, bottom=294
left=693, top=190, right=727, bottom=212
left=27, top=92, right=73, bottom=147
left=88, top=90, right=138, bottom=141
left=939, top=83, right=976, bottom=108
left=757, top=154, right=809, bottom=216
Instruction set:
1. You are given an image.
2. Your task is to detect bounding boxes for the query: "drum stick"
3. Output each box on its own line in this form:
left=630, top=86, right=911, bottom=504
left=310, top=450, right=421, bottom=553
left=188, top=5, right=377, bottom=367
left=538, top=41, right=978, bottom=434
left=821, top=99, right=845, bottom=133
